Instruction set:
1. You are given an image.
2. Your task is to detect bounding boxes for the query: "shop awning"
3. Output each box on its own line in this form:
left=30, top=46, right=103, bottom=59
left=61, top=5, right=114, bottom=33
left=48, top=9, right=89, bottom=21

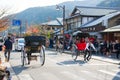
left=102, top=25, right=120, bottom=32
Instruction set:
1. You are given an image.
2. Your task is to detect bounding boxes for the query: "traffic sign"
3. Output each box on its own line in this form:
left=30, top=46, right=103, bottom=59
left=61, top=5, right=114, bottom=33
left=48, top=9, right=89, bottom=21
left=12, top=19, right=21, bottom=26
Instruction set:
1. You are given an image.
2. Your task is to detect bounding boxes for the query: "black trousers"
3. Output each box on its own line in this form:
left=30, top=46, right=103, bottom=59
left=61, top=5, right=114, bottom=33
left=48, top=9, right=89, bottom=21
left=84, top=50, right=91, bottom=60
left=116, top=50, right=120, bottom=59
left=4, top=49, right=11, bottom=61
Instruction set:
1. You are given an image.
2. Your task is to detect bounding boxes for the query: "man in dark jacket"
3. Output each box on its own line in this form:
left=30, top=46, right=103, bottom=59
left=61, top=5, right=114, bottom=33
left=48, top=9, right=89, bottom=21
left=114, top=40, right=120, bottom=59
left=4, top=37, right=13, bottom=62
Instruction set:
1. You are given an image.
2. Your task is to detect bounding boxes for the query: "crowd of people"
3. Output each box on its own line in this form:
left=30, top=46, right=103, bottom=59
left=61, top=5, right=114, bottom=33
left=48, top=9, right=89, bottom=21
left=47, top=35, right=120, bottom=59
left=98, top=40, right=120, bottom=59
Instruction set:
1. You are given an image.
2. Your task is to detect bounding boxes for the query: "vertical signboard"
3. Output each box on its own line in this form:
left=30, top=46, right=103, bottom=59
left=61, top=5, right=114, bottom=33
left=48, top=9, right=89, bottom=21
left=12, top=19, right=22, bottom=36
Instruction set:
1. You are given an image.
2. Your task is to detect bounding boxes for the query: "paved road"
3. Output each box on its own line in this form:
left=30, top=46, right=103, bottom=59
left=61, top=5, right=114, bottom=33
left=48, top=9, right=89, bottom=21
left=9, top=50, right=120, bottom=80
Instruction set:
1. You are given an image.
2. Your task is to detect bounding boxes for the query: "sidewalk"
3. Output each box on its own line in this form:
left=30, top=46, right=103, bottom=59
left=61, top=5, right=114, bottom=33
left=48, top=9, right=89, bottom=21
left=0, top=51, right=19, bottom=80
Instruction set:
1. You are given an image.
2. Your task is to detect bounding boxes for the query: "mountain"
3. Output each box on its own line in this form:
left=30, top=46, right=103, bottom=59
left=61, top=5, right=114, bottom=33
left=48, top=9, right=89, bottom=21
left=97, top=0, right=120, bottom=7
left=11, top=0, right=104, bottom=26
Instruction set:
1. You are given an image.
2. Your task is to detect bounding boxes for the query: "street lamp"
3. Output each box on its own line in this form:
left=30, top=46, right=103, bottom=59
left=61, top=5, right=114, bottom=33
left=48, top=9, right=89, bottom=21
left=56, top=5, right=65, bottom=52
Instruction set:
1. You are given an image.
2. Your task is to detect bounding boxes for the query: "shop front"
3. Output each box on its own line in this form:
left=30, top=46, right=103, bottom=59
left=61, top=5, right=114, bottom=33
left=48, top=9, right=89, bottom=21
left=101, top=25, right=120, bottom=41
left=79, top=25, right=105, bottom=39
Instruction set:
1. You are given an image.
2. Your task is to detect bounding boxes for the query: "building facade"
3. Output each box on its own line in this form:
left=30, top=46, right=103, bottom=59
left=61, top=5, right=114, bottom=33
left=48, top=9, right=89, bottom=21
left=66, top=6, right=120, bottom=40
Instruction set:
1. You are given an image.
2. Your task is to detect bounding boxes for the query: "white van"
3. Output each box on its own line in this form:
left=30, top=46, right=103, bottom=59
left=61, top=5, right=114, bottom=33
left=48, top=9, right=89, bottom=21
left=14, top=38, right=25, bottom=51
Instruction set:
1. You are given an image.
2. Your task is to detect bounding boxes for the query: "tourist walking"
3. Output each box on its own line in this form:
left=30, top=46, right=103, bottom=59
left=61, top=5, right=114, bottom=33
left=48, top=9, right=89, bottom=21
left=4, top=36, right=13, bottom=62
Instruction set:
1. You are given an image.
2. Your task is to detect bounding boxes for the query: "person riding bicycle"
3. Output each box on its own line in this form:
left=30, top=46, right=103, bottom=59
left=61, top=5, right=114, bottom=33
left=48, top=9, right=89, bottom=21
left=84, top=38, right=97, bottom=61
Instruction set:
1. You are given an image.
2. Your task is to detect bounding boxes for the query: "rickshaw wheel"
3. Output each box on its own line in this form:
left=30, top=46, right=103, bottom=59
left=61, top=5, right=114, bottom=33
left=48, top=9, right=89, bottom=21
left=21, top=48, right=26, bottom=66
left=39, top=45, right=45, bottom=66
left=71, top=44, right=78, bottom=61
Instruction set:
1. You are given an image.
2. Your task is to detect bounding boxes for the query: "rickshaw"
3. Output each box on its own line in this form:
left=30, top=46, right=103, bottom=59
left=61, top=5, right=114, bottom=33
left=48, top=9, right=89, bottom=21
left=71, top=31, right=91, bottom=62
left=21, top=36, right=46, bottom=66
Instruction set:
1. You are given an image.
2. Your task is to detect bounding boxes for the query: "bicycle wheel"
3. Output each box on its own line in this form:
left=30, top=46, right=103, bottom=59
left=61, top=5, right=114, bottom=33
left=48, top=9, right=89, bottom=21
left=71, top=45, right=78, bottom=61
left=39, top=45, right=45, bottom=66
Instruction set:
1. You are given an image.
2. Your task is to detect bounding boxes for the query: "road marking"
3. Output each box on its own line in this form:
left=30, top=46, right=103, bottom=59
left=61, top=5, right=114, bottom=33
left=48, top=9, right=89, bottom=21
left=81, top=70, right=101, bottom=80
left=18, top=74, right=33, bottom=80
left=61, top=71, right=86, bottom=80
left=98, top=70, right=120, bottom=78
left=113, top=70, right=119, bottom=72
left=41, top=73, right=60, bottom=80
left=83, top=63, right=114, bottom=66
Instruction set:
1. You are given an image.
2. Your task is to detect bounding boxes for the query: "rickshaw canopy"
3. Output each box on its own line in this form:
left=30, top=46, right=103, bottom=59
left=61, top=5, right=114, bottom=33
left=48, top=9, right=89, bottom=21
left=72, top=31, right=89, bottom=38
left=72, top=31, right=82, bottom=36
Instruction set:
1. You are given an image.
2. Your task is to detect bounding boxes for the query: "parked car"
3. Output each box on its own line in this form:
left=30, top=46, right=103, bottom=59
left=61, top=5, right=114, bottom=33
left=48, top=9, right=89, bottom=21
left=14, top=38, right=25, bottom=51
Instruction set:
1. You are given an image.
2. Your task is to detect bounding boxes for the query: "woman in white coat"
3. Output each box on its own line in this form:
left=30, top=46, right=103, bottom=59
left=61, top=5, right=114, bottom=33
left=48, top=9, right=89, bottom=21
left=84, top=38, right=97, bottom=61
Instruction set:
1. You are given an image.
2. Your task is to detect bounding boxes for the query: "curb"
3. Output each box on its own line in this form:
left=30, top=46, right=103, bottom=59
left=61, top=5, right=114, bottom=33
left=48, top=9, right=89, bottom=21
left=1, top=61, right=19, bottom=80
left=1, top=52, right=19, bottom=80
left=92, top=56, right=120, bottom=65
left=6, top=62, right=19, bottom=80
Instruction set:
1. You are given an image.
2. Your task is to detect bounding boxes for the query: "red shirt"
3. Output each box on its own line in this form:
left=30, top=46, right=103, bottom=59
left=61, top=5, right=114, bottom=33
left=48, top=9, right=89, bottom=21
left=76, top=42, right=86, bottom=50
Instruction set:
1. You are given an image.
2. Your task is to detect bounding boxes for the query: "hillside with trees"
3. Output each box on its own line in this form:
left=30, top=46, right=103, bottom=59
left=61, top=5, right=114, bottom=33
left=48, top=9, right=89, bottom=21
left=12, top=0, right=104, bottom=25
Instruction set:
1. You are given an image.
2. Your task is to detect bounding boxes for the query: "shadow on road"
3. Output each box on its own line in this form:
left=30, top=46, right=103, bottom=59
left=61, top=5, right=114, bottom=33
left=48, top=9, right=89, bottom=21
left=112, top=71, right=120, bottom=80
left=12, top=65, right=28, bottom=75
left=12, top=64, right=45, bottom=75
left=112, top=66, right=120, bottom=80
left=56, top=60, right=86, bottom=66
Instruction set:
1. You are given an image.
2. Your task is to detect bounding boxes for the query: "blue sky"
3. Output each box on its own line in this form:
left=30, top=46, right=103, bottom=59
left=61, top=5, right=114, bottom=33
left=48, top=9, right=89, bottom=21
left=0, top=0, right=84, bottom=14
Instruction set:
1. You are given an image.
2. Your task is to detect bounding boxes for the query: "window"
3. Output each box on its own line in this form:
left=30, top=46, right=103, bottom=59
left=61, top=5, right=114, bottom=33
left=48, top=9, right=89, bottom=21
left=116, top=19, right=120, bottom=25
left=82, top=17, right=88, bottom=25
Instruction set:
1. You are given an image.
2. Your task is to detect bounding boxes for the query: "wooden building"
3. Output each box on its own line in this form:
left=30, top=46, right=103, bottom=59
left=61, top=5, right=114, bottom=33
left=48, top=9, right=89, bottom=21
left=66, top=6, right=120, bottom=40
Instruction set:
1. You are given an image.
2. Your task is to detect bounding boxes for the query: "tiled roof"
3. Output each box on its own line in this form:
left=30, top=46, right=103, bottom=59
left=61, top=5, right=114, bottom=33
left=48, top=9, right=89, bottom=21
left=74, top=6, right=119, bottom=16
left=82, top=11, right=120, bottom=27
